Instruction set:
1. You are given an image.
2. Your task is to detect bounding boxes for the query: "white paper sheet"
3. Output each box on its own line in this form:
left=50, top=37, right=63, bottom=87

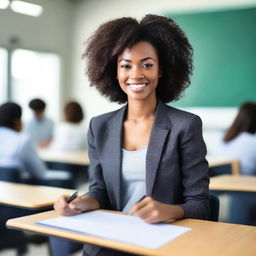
left=37, top=210, right=191, bottom=249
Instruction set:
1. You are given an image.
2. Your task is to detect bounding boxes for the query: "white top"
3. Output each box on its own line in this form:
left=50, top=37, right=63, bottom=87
left=24, top=116, right=54, bottom=144
left=121, top=146, right=147, bottom=212
left=212, top=132, right=256, bottom=175
left=0, top=127, right=46, bottom=179
left=49, top=122, right=87, bottom=151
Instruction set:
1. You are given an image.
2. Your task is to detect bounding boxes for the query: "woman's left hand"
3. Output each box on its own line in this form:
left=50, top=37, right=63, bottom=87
left=128, top=196, right=184, bottom=223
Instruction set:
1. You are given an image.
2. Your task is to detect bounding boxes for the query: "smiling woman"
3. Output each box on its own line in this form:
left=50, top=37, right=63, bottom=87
left=117, top=41, right=160, bottom=103
left=53, top=14, right=209, bottom=256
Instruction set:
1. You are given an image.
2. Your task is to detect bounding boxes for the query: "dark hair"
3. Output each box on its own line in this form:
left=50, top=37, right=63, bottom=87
left=64, top=101, right=84, bottom=123
left=0, top=102, right=22, bottom=129
left=83, top=14, right=193, bottom=104
left=29, top=98, right=46, bottom=111
left=223, top=102, right=256, bottom=142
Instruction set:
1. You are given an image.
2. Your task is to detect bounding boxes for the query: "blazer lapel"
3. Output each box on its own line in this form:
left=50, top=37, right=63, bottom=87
left=146, top=101, right=170, bottom=195
left=104, top=105, right=127, bottom=210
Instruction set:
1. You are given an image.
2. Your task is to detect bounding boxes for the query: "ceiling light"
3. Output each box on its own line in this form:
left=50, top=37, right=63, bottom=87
left=0, top=0, right=10, bottom=9
left=10, top=0, right=43, bottom=17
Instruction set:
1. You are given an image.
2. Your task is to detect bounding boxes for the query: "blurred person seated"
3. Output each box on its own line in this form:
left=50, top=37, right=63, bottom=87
left=24, top=98, right=54, bottom=148
left=0, top=102, right=73, bottom=186
left=213, top=102, right=256, bottom=175
left=212, top=102, right=256, bottom=225
left=0, top=102, right=46, bottom=180
left=49, top=101, right=87, bottom=151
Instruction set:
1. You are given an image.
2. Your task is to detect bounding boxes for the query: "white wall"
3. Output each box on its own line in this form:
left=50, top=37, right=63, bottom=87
left=0, top=0, right=75, bottom=118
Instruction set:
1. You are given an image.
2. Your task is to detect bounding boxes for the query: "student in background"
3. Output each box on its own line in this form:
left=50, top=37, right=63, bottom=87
left=49, top=101, right=87, bottom=151
left=0, top=102, right=46, bottom=180
left=0, top=102, right=73, bottom=186
left=24, top=98, right=54, bottom=148
left=213, top=102, right=256, bottom=175
left=54, top=14, right=209, bottom=256
left=213, top=102, right=256, bottom=225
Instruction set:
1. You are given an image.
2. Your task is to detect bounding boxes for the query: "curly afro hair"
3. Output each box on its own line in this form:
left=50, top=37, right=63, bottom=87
left=83, top=14, right=193, bottom=104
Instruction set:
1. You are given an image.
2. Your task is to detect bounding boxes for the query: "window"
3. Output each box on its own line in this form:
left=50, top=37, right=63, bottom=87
left=0, top=47, right=8, bottom=104
left=11, top=49, right=61, bottom=122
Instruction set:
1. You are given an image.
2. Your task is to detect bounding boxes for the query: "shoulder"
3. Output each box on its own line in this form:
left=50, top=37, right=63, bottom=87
left=167, top=105, right=199, bottom=120
left=89, top=105, right=126, bottom=129
left=19, top=132, right=32, bottom=145
left=156, top=102, right=202, bottom=130
left=237, top=132, right=256, bottom=144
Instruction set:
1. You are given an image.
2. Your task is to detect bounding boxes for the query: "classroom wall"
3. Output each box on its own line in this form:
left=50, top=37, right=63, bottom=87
left=0, top=0, right=75, bottom=113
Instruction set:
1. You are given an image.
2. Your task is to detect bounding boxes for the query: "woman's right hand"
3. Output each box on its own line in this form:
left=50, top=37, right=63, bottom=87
left=54, top=194, right=100, bottom=216
left=54, top=195, right=84, bottom=216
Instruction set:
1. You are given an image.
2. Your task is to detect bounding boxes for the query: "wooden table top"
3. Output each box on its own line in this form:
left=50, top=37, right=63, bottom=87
left=38, top=150, right=240, bottom=172
left=210, top=175, right=256, bottom=192
left=38, top=149, right=89, bottom=166
left=0, top=181, right=76, bottom=209
left=6, top=210, right=256, bottom=256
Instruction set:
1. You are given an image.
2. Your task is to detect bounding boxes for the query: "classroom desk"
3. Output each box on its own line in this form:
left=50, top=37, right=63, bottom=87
left=210, top=175, right=256, bottom=225
left=6, top=210, right=256, bottom=256
left=0, top=181, right=76, bottom=210
left=38, top=149, right=89, bottom=166
left=38, top=151, right=239, bottom=172
left=209, top=175, right=256, bottom=192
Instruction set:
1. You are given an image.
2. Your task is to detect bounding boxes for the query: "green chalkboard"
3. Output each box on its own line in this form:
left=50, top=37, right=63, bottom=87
left=166, top=8, right=256, bottom=107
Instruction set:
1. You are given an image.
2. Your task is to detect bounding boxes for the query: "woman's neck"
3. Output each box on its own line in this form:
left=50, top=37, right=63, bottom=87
left=126, top=97, right=157, bottom=121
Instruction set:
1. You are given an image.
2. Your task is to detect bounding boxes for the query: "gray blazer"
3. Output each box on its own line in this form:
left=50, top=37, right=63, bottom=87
left=85, top=100, right=209, bottom=256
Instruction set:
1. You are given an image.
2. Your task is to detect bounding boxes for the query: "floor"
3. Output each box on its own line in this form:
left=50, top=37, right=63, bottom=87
left=0, top=244, right=82, bottom=256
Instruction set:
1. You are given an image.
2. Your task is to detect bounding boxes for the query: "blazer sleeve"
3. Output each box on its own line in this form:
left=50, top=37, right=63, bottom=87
left=178, top=115, right=210, bottom=219
left=86, top=118, right=111, bottom=209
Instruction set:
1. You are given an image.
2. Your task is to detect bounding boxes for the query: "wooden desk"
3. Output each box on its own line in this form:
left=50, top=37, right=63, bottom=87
left=7, top=210, right=256, bottom=256
left=0, top=181, right=76, bottom=209
left=210, top=175, right=256, bottom=192
left=38, top=149, right=89, bottom=166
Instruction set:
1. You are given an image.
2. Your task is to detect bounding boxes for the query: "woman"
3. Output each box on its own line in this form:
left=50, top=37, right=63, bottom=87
left=214, top=102, right=256, bottom=175
left=50, top=101, right=87, bottom=151
left=213, top=102, right=256, bottom=225
left=54, top=14, right=209, bottom=256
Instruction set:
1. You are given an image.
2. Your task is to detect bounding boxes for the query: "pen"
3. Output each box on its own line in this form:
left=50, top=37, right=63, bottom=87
left=66, top=191, right=87, bottom=204
left=136, top=195, right=146, bottom=204
left=66, top=191, right=78, bottom=203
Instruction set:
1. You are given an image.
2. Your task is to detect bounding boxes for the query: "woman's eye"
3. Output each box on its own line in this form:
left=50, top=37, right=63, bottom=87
left=120, top=64, right=131, bottom=69
left=143, top=63, right=153, bottom=68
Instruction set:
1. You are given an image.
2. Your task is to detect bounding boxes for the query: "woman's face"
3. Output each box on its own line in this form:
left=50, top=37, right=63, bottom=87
left=117, top=41, right=161, bottom=103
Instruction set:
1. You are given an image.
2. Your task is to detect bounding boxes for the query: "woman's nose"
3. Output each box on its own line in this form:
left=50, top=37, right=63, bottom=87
left=130, top=67, right=144, bottom=79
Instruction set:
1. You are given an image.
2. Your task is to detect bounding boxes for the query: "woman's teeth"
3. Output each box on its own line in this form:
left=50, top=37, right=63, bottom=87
left=128, top=84, right=146, bottom=89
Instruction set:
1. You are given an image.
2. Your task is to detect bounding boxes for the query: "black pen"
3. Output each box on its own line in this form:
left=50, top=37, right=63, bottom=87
left=66, top=191, right=87, bottom=204
left=66, top=191, right=78, bottom=203
left=136, top=195, right=146, bottom=204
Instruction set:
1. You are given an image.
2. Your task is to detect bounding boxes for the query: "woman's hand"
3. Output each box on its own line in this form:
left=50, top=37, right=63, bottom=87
left=54, top=194, right=100, bottom=216
left=128, top=196, right=184, bottom=223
